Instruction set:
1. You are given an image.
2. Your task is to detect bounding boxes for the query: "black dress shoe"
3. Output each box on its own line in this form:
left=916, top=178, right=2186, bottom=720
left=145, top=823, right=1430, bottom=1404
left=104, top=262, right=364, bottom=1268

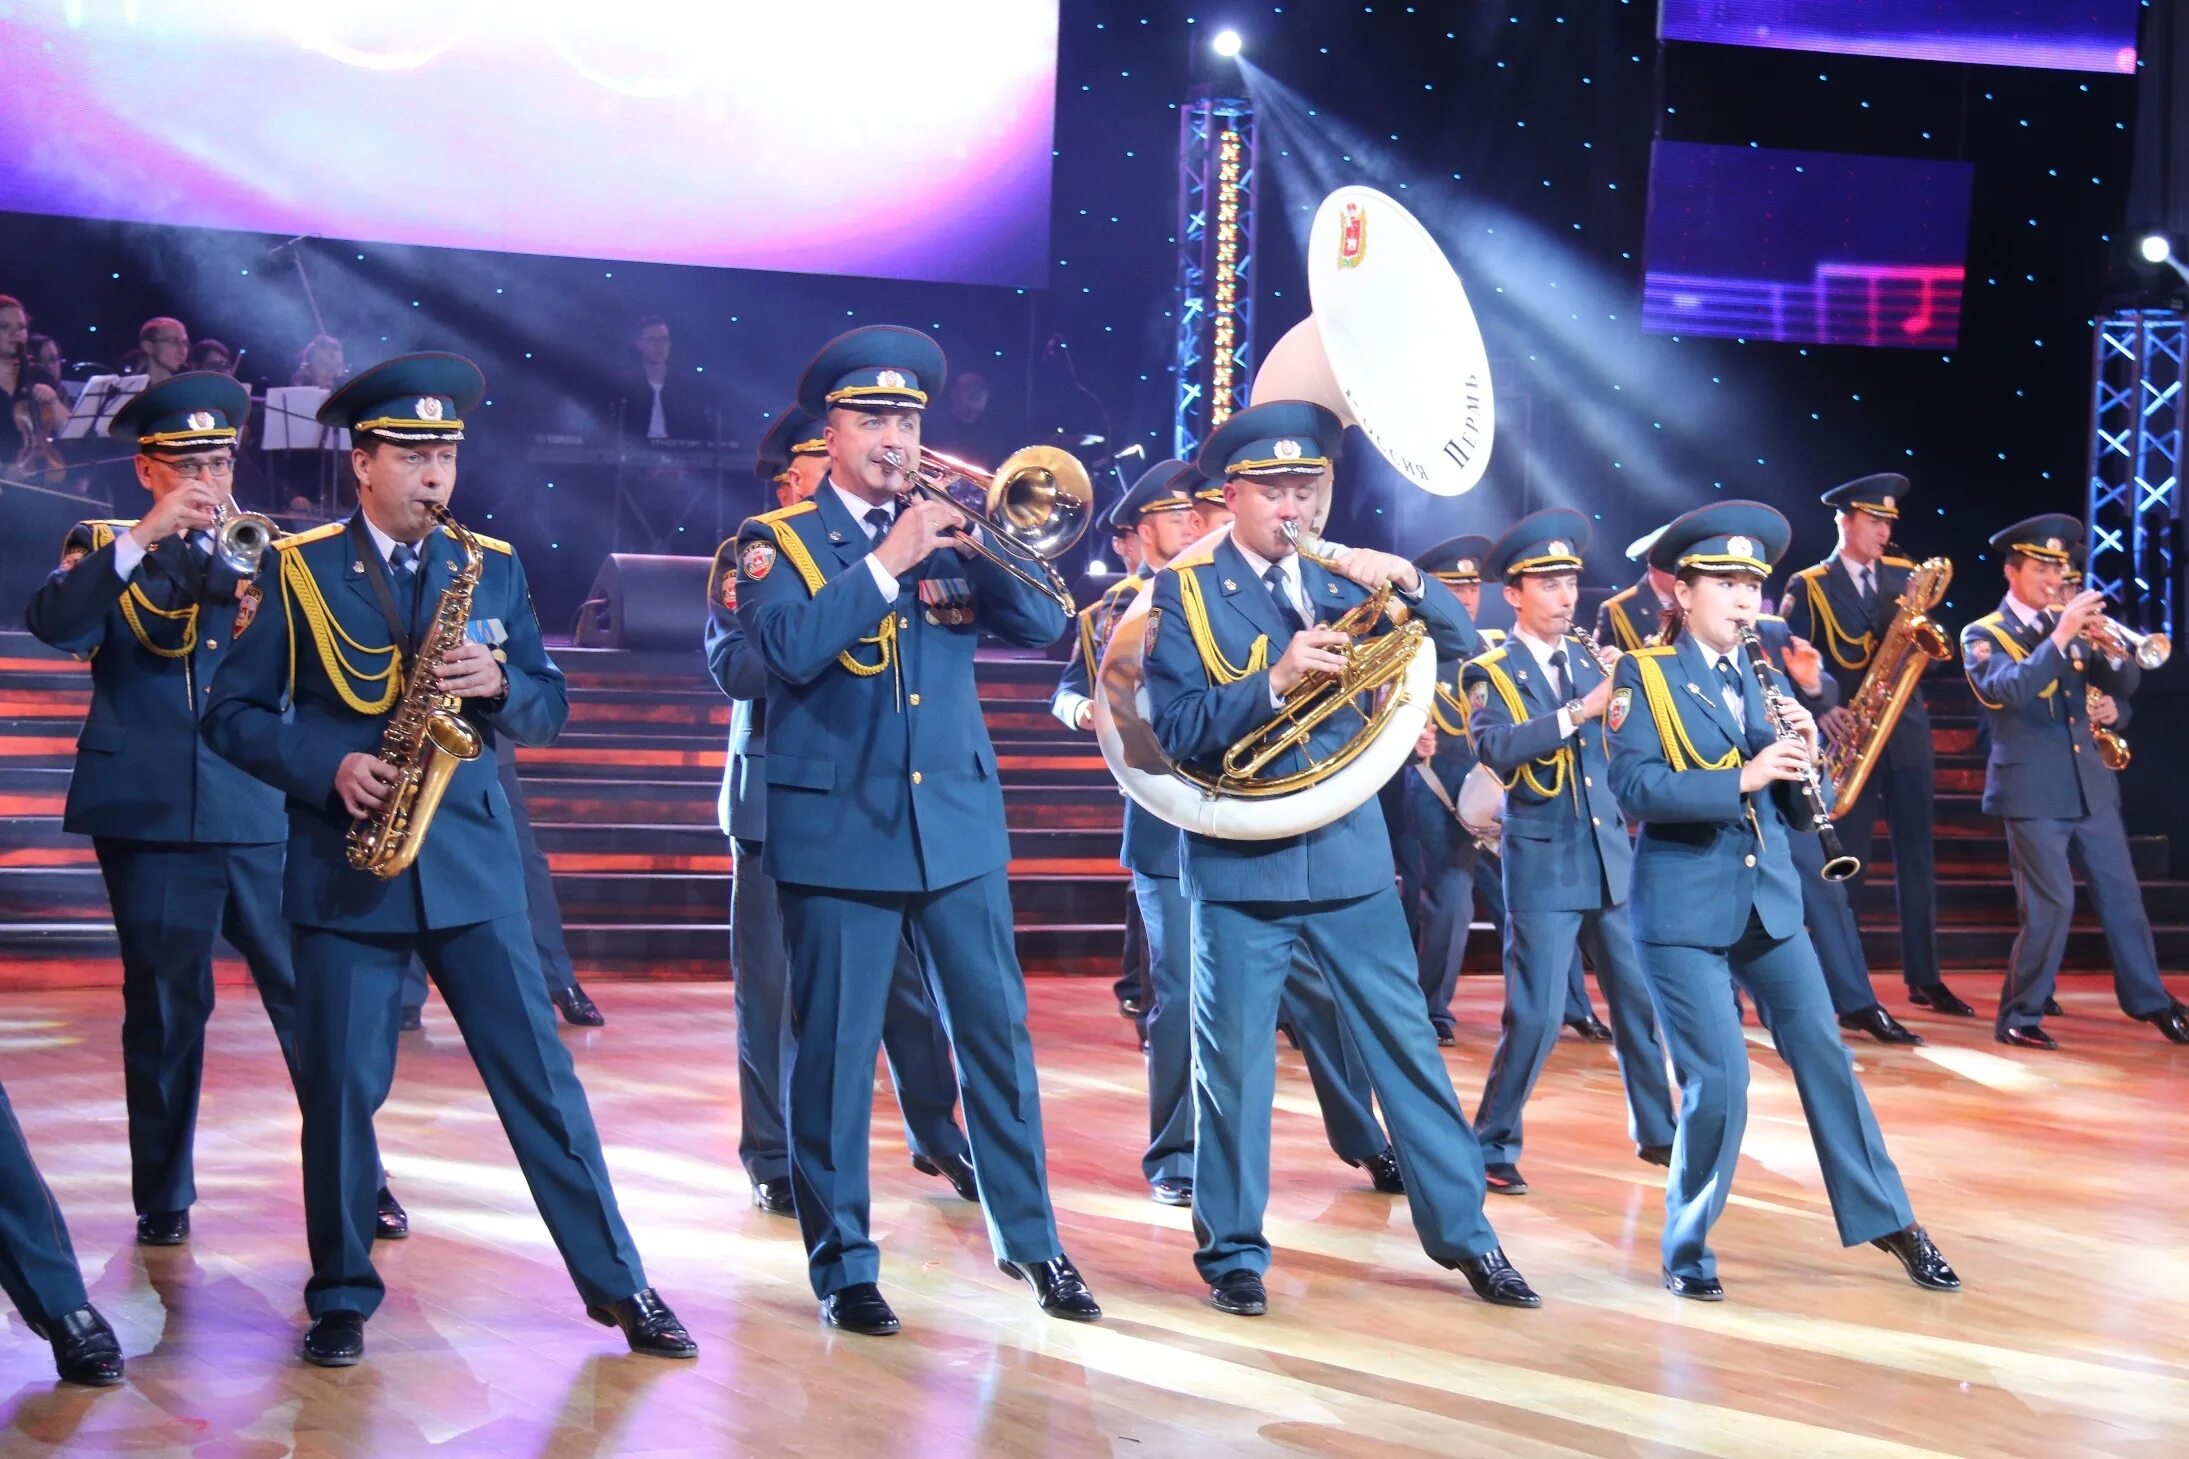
left=1361, top=1147, right=1405, bottom=1194
left=750, top=1177, right=794, bottom=1215
left=28, top=1305, right=123, bottom=1387
left=301, top=1311, right=366, bottom=1367
left=552, top=982, right=606, bottom=1027
left=2135, top=1004, right=2189, bottom=1045
left=1872, top=1224, right=1961, bottom=1291
left=586, top=1287, right=698, bottom=1357
left=400, top=1005, right=424, bottom=1032
left=1636, top=1144, right=1673, bottom=1168
left=1910, top=983, right=1976, bottom=1017
left=821, top=1283, right=900, bottom=1335
left=1663, top=1268, right=1724, bottom=1302
left=1839, top=1006, right=1925, bottom=1045
left=1150, top=1177, right=1194, bottom=1208
left=1565, top=1014, right=1615, bottom=1043
left=912, top=1151, right=980, bottom=1202
left=997, top=1255, right=1102, bottom=1321
left=1434, top=1025, right=1457, bottom=1048
left=375, top=1186, right=409, bottom=1240
left=135, top=1211, right=188, bottom=1246
left=1997, top=1025, right=2059, bottom=1050
left=1444, top=1247, right=1541, bottom=1308
left=1483, top=1162, right=1529, bottom=1196
left=2042, top=996, right=2066, bottom=1017
left=1208, top=1269, right=1267, bottom=1316
left=1119, top=995, right=1146, bottom=1019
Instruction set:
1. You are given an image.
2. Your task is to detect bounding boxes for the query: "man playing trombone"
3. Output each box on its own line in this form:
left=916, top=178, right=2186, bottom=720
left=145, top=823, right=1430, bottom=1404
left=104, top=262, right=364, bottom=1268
left=1140, top=400, right=1539, bottom=1317
left=1962, top=514, right=2186, bottom=1048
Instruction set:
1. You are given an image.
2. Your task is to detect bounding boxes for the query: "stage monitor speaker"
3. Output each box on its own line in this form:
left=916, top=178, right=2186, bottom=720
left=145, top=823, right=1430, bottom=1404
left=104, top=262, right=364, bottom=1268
left=573, top=552, right=714, bottom=649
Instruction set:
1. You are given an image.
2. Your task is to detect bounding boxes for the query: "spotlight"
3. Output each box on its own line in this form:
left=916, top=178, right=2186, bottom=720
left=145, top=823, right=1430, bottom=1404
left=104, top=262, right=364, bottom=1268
left=1213, top=29, right=1243, bottom=59
left=2140, top=233, right=2173, bottom=265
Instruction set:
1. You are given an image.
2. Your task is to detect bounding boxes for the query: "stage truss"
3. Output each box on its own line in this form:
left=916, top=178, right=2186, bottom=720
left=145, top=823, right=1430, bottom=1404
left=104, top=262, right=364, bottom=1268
left=2086, top=308, right=2183, bottom=634
left=1173, top=94, right=1256, bottom=462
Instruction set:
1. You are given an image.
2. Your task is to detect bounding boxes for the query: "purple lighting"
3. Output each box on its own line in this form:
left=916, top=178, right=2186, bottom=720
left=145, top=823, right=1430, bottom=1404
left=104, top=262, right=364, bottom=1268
left=1660, top=0, right=2139, bottom=75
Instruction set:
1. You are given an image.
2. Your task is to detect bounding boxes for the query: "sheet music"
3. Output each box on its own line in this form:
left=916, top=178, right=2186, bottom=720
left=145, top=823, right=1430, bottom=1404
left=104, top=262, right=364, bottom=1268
left=259, top=386, right=348, bottom=451
left=57, top=373, right=145, bottom=441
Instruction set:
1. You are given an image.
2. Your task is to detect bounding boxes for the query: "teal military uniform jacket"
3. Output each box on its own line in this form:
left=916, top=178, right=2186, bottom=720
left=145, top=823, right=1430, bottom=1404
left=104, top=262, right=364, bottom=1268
left=1605, top=631, right=1823, bottom=949
left=1141, top=534, right=1478, bottom=904
left=1960, top=598, right=2138, bottom=820
left=732, top=486, right=1066, bottom=893
left=26, top=519, right=286, bottom=844
left=200, top=514, right=568, bottom=931
left=1780, top=554, right=1934, bottom=770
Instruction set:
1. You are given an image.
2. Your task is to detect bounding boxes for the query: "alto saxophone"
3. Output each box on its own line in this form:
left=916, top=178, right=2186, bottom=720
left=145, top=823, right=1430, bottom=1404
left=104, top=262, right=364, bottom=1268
left=345, top=504, right=486, bottom=878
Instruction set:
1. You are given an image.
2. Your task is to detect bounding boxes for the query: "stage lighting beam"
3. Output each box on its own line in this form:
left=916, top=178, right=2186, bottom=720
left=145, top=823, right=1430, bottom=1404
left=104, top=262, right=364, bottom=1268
left=1213, top=30, right=1243, bottom=59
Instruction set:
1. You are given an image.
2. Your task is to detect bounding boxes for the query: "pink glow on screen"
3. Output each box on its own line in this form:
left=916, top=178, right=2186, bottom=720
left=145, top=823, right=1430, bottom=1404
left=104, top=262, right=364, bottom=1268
left=0, top=2, right=1058, bottom=287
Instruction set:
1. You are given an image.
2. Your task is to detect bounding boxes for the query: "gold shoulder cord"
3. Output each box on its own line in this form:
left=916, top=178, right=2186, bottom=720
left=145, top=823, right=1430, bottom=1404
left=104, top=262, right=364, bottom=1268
left=1633, top=651, right=1740, bottom=773
left=767, top=519, right=898, bottom=681
left=75, top=522, right=199, bottom=659
left=279, top=547, right=403, bottom=714
left=1477, top=654, right=1575, bottom=806
left=1964, top=616, right=2054, bottom=712
left=1176, top=568, right=1269, bottom=684
left=1799, top=568, right=1874, bottom=670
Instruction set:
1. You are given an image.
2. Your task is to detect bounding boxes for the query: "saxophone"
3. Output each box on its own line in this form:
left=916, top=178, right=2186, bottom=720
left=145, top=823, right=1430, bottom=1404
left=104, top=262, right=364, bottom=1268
left=1822, top=556, right=1952, bottom=820
left=345, top=503, right=486, bottom=878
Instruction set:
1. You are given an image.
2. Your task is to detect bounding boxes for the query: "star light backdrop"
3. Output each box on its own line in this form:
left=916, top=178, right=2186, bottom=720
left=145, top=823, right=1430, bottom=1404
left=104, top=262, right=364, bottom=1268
left=0, top=1, right=2166, bottom=636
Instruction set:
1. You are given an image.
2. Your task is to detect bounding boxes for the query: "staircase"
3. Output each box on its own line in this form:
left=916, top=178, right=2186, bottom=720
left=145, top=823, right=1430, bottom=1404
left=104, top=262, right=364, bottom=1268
left=0, top=629, right=2179, bottom=988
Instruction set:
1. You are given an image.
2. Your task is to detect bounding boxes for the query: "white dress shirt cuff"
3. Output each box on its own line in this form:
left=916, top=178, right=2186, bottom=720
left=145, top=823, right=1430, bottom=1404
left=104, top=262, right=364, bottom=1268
left=111, top=531, right=149, bottom=580
left=1052, top=691, right=1094, bottom=731
left=863, top=555, right=899, bottom=601
left=1555, top=706, right=1577, bottom=739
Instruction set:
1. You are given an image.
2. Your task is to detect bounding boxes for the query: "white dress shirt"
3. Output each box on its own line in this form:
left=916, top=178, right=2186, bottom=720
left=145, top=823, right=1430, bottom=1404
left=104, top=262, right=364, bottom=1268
left=831, top=477, right=904, bottom=601
left=1509, top=624, right=1582, bottom=739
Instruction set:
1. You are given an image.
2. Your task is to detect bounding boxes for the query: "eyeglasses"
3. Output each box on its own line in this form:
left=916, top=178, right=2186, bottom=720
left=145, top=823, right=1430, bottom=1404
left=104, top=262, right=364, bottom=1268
left=158, top=456, right=236, bottom=479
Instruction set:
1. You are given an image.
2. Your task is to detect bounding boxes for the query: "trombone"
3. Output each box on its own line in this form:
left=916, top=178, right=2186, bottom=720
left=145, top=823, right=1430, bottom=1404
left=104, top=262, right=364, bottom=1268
left=882, top=444, right=1090, bottom=613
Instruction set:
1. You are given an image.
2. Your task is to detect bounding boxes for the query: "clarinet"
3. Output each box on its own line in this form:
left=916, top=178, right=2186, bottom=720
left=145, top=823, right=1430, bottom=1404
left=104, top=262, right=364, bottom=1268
left=1737, top=623, right=1861, bottom=882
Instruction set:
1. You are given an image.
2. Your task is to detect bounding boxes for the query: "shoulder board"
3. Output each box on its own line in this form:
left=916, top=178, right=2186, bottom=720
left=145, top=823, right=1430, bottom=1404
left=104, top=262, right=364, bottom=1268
left=452, top=527, right=513, bottom=554
left=755, top=501, right=818, bottom=526
left=273, top=521, right=347, bottom=551
left=1165, top=547, right=1217, bottom=572
left=1632, top=644, right=1678, bottom=658
left=83, top=518, right=137, bottom=529
left=1479, top=627, right=1506, bottom=642
left=1881, top=555, right=1917, bottom=569
left=1471, top=644, right=1509, bottom=668
left=1755, top=613, right=1786, bottom=625
left=1969, top=611, right=2004, bottom=628
left=1603, top=583, right=1637, bottom=605
left=1793, top=563, right=1827, bottom=581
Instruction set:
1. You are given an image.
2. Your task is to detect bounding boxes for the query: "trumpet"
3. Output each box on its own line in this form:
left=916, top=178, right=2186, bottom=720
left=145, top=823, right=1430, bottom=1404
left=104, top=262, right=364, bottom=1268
left=2086, top=614, right=2171, bottom=670
left=881, top=444, right=1090, bottom=613
left=211, top=498, right=277, bottom=576
left=1738, top=623, right=1860, bottom=882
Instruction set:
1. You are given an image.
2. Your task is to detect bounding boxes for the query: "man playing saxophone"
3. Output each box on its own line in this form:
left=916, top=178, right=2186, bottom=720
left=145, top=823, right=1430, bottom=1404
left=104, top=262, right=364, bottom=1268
left=1780, top=475, right=1970, bottom=1020
left=202, top=355, right=696, bottom=1368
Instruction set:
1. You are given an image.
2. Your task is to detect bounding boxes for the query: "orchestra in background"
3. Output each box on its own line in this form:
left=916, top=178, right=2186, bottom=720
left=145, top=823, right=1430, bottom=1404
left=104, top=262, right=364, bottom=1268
left=1, top=188, right=2181, bottom=1389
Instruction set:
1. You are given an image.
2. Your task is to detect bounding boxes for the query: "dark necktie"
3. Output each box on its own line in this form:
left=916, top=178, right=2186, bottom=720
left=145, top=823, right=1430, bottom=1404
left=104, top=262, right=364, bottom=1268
left=1262, top=563, right=1307, bottom=634
left=1548, top=646, right=1571, bottom=704
left=1856, top=564, right=1877, bottom=613
left=1715, top=655, right=1745, bottom=723
left=864, top=506, right=893, bottom=542
left=391, top=543, right=421, bottom=630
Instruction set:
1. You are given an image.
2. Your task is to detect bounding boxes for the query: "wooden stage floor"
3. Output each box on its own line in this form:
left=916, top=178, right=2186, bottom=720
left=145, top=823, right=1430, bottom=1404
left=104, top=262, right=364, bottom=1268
left=2, top=975, right=2186, bottom=1458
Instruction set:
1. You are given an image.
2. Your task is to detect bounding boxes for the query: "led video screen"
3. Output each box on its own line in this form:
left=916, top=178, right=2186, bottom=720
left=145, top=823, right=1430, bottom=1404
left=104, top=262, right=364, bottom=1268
left=0, top=1, right=1059, bottom=288
left=1660, top=1, right=2139, bottom=74
left=1641, top=141, right=1975, bottom=351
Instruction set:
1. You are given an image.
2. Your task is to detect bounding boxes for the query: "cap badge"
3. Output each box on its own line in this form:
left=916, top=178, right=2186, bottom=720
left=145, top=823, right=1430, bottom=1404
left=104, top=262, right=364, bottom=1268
left=1880, top=495, right=1895, bottom=511
left=184, top=411, right=216, bottom=432
left=2045, top=536, right=2063, bottom=552
left=1273, top=439, right=1303, bottom=460
left=1727, top=535, right=1754, bottom=559
left=1454, top=558, right=1476, bottom=576
left=876, top=369, right=907, bottom=390
left=1546, top=539, right=1570, bottom=557
left=416, top=397, right=444, bottom=421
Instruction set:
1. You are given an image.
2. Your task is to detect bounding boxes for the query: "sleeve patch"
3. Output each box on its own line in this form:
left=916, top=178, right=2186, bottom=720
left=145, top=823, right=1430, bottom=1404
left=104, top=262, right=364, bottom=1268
left=1143, top=605, right=1162, bottom=657
left=740, top=541, right=777, bottom=582
left=1468, top=679, right=1489, bottom=709
left=232, top=581, right=264, bottom=638
left=1606, top=686, right=1632, bottom=733
left=1967, top=638, right=1992, bottom=662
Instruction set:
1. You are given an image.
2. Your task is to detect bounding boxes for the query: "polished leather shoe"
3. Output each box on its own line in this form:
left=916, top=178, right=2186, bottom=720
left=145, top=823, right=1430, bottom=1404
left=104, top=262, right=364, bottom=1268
left=821, top=1283, right=900, bottom=1335
left=136, top=1211, right=188, bottom=1246
left=28, top=1305, right=123, bottom=1387
left=1119, top=994, right=1146, bottom=1019
left=912, top=1151, right=979, bottom=1202
left=1872, top=1224, right=1960, bottom=1291
left=998, top=1255, right=1102, bottom=1321
left=1839, top=1006, right=1925, bottom=1045
left=1636, top=1144, right=1673, bottom=1168
left=1435, top=1027, right=1457, bottom=1047
left=587, top=1287, right=698, bottom=1357
left=1997, top=1025, right=2059, bottom=1050
left=2136, top=1003, right=2189, bottom=1045
left=750, top=1177, right=794, bottom=1215
left=375, top=1186, right=408, bottom=1240
left=1910, top=982, right=1976, bottom=1017
left=1662, top=1268, right=1724, bottom=1302
left=1362, top=1147, right=1405, bottom=1194
left=552, top=982, right=606, bottom=1027
left=2042, top=996, right=2066, bottom=1017
left=1208, top=1269, right=1268, bottom=1316
left=1565, top=1014, right=1614, bottom=1043
left=1483, top=1162, right=1529, bottom=1196
left=301, top=1311, right=365, bottom=1367
left=1150, top=1177, right=1194, bottom=1208
left=1445, top=1247, right=1541, bottom=1308
left=399, top=1005, right=424, bottom=1032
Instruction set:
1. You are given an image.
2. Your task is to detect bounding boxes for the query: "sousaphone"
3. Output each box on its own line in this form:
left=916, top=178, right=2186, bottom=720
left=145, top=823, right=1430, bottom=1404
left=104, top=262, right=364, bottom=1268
left=1095, top=186, right=1496, bottom=839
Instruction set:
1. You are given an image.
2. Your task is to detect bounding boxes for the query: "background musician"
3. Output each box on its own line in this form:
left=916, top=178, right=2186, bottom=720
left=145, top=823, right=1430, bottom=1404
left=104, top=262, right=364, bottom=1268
left=1142, top=400, right=1537, bottom=1318
left=1605, top=501, right=1956, bottom=1301
left=1961, top=515, right=2186, bottom=1049
left=1780, top=476, right=1970, bottom=1019
left=1463, top=511, right=1675, bottom=1195
left=201, top=354, right=693, bottom=1368
left=707, top=402, right=975, bottom=1218
left=1594, top=526, right=1677, bottom=652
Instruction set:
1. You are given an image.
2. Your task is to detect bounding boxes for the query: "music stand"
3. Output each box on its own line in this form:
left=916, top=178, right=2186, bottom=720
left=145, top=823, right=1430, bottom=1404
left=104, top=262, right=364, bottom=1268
left=57, top=374, right=146, bottom=442
left=259, top=386, right=349, bottom=516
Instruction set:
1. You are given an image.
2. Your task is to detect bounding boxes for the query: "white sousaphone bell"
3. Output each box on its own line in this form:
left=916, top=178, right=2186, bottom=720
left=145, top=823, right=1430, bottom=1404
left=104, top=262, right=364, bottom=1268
left=1093, top=186, right=1497, bottom=840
